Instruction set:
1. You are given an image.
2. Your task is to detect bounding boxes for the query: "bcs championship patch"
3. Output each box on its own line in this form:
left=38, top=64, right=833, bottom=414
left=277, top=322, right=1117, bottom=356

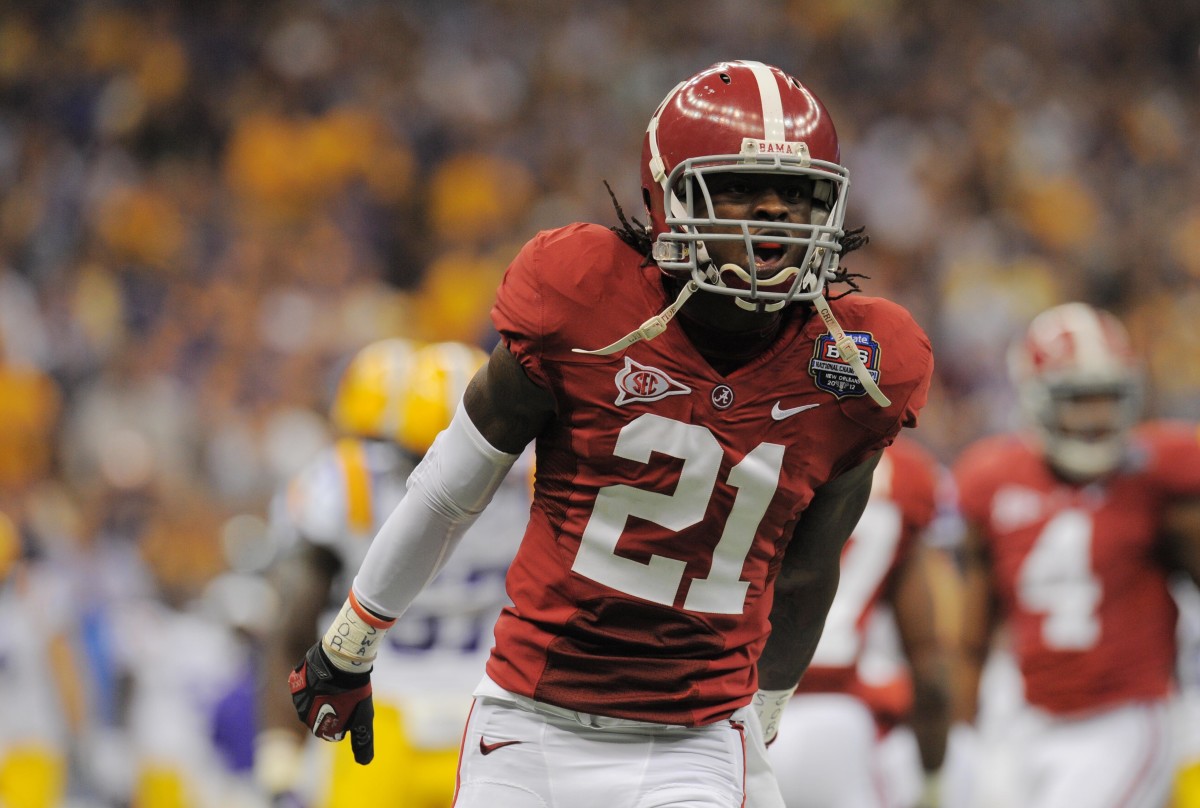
left=809, top=331, right=882, bottom=399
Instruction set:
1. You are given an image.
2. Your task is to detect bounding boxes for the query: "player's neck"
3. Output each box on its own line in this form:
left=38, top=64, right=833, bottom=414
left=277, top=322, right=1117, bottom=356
left=675, top=299, right=793, bottom=375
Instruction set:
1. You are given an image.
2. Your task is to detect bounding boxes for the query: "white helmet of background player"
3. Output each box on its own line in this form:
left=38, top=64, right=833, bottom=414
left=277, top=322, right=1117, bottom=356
left=1008, top=302, right=1144, bottom=481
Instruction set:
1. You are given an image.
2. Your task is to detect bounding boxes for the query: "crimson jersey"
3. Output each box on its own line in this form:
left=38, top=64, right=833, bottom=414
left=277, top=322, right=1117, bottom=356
left=796, top=437, right=939, bottom=710
left=486, top=224, right=933, bottom=725
left=955, top=420, right=1200, bottom=715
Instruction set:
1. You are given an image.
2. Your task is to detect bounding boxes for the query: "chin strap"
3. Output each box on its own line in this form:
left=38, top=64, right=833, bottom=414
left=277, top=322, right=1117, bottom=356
left=572, top=280, right=700, bottom=356
left=571, top=272, right=892, bottom=410
left=812, top=293, right=891, bottom=407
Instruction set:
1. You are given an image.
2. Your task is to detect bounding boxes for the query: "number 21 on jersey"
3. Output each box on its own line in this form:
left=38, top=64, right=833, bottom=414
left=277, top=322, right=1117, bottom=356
left=571, top=414, right=784, bottom=615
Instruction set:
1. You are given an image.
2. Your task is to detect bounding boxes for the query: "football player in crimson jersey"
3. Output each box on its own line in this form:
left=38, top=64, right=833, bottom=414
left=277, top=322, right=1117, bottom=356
left=955, top=302, right=1200, bottom=808
left=768, top=436, right=956, bottom=808
left=289, top=60, right=933, bottom=808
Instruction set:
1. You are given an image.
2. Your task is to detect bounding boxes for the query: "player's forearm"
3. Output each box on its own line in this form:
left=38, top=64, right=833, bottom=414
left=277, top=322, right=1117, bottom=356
left=758, top=456, right=877, bottom=689
left=757, top=570, right=840, bottom=689
left=1161, top=499, right=1200, bottom=587
left=954, top=523, right=996, bottom=724
left=910, top=672, right=951, bottom=771
left=351, top=404, right=519, bottom=617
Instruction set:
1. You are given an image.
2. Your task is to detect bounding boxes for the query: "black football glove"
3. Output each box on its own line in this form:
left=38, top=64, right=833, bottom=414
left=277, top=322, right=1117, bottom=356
left=288, top=642, right=376, bottom=765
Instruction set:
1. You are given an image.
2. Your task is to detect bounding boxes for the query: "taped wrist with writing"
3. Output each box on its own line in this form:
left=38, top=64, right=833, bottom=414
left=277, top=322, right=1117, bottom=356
left=320, top=591, right=396, bottom=673
left=752, top=686, right=798, bottom=744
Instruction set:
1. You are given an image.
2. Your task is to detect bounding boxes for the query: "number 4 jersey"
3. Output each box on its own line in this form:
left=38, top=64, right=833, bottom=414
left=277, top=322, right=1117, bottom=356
left=487, top=224, right=934, bottom=726
left=954, top=421, right=1200, bottom=715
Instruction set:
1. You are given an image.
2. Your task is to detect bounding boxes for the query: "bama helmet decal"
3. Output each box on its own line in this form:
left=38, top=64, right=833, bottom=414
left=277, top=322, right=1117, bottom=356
left=809, top=331, right=882, bottom=399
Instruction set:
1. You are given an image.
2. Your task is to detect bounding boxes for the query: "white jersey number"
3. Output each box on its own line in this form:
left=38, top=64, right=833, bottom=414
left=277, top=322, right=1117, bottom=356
left=571, top=414, right=785, bottom=615
left=811, top=500, right=904, bottom=667
left=1016, top=508, right=1102, bottom=650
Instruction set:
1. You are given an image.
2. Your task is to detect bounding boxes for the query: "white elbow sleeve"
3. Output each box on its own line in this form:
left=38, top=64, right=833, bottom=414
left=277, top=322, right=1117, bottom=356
left=406, top=403, right=518, bottom=519
left=350, top=403, right=520, bottom=617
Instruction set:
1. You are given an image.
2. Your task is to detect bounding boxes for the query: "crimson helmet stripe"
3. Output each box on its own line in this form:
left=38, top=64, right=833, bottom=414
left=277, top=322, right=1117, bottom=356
left=738, top=60, right=786, bottom=141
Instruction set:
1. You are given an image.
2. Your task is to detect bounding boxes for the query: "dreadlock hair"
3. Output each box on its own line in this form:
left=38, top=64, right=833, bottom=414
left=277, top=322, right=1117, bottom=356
left=604, top=180, right=872, bottom=295
left=606, top=181, right=655, bottom=263
left=827, top=226, right=870, bottom=300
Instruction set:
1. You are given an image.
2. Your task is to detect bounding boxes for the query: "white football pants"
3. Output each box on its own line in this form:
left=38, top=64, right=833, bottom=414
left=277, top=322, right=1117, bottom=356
left=767, top=693, right=887, bottom=808
left=453, top=678, right=783, bottom=808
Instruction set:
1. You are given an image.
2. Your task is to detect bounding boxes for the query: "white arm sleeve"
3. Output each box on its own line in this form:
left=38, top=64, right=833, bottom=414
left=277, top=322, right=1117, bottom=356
left=350, top=403, right=520, bottom=618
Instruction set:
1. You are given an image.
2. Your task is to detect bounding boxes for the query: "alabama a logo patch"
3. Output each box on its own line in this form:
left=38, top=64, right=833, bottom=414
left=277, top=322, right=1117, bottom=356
left=614, top=357, right=691, bottom=405
left=809, top=331, right=882, bottom=399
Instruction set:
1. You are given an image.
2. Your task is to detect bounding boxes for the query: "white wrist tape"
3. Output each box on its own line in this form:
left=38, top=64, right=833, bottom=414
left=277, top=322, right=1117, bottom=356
left=752, top=686, right=797, bottom=745
left=321, top=591, right=396, bottom=672
left=351, top=403, right=520, bottom=618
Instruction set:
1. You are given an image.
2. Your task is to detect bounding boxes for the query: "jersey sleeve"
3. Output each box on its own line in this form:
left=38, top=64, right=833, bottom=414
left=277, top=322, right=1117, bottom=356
left=888, top=438, right=940, bottom=531
left=491, top=224, right=622, bottom=390
left=492, top=232, right=552, bottom=389
left=884, top=318, right=933, bottom=435
left=1136, top=420, right=1200, bottom=497
left=832, top=296, right=935, bottom=464
left=952, top=439, right=1005, bottom=527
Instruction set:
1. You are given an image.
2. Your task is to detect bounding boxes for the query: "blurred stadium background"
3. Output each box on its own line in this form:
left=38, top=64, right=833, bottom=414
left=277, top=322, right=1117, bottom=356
left=0, top=0, right=1197, bottom=804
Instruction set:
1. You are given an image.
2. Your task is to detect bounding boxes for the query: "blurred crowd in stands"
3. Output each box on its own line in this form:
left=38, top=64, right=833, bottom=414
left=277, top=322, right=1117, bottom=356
left=0, top=0, right=1197, bottom=805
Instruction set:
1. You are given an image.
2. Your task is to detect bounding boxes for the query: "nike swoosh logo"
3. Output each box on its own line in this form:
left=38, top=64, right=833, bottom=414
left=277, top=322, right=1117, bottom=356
left=771, top=402, right=821, bottom=420
left=314, top=704, right=343, bottom=740
left=480, top=738, right=523, bottom=755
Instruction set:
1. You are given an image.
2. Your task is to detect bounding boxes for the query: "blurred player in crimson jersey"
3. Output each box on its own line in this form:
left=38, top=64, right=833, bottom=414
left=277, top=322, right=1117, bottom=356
left=955, top=302, right=1200, bottom=808
left=288, top=60, right=933, bottom=808
left=768, top=436, right=956, bottom=808
left=259, top=339, right=529, bottom=808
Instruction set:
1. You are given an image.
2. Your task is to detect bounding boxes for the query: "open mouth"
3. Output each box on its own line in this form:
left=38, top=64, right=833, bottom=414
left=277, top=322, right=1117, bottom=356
left=754, top=241, right=786, bottom=272
left=718, top=244, right=800, bottom=295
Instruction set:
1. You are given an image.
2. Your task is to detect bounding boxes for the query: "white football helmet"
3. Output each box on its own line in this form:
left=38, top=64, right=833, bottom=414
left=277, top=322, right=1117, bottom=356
left=1008, top=303, right=1143, bottom=480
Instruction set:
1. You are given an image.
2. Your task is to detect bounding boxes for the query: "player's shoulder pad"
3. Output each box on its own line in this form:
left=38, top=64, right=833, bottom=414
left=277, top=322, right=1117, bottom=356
left=885, top=435, right=940, bottom=491
left=829, top=295, right=933, bottom=394
left=494, top=223, right=649, bottom=358
left=509, top=223, right=636, bottom=306
left=880, top=435, right=941, bottom=525
left=952, top=433, right=1032, bottom=490
left=818, top=295, right=933, bottom=436
left=1129, top=419, right=1200, bottom=492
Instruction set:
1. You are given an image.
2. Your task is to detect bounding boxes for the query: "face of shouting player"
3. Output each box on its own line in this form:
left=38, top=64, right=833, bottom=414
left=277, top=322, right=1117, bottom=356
left=682, top=172, right=824, bottom=330
left=701, top=172, right=820, bottom=275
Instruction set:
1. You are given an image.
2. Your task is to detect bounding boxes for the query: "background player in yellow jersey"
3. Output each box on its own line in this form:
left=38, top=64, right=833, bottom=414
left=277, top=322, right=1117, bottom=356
left=0, top=511, right=87, bottom=808
left=1173, top=579, right=1200, bottom=808
left=257, top=338, right=530, bottom=808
